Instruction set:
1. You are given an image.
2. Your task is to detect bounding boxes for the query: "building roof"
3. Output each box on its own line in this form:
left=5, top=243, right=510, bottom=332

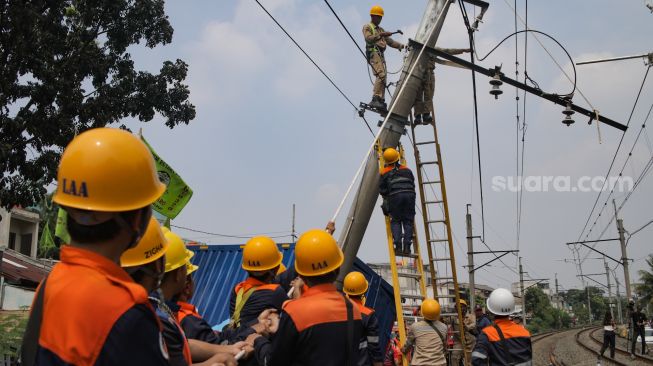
left=0, top=248, right=52, bottom=286
left=188, top=243, right=396, bottom=351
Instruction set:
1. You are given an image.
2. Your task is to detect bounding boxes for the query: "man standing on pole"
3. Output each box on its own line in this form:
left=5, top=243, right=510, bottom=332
left=363, top=5, right=404, bottom=111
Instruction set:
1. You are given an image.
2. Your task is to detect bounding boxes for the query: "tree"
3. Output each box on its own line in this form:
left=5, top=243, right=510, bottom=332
left=561, top=286, right=607, bottom=324
left=0, top=0, right=196, bottom=209
left=636, top=254, right=653, bottom=308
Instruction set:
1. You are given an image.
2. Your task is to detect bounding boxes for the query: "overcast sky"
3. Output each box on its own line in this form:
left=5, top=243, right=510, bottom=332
left=124, top=0, right=653, bottom=295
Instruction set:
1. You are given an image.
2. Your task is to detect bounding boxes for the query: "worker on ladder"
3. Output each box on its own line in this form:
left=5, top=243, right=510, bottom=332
left=412, top=48, right=470, bottom=125
left=363, top=5, right=404, bottom=111
left=344, top=271, right=384, bottom=366
left=379, top=147, right=416, bottom=255
left=401, top=299, right=448, bottom=366
left=450, top=299, right=476, bottom=366
left=471, top=288, right=532, bottom=366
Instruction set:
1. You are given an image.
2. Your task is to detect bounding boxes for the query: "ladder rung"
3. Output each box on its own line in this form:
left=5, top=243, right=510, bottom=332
left=422, top=180, right=441, bottom=185
left=418, top=160, right=439, bottom=166
left=395, top=252, right=419, bottom=259
left=401, top=294, right=424, bottom=300
left=428, top=239, right=449, bottom=243
left=424, top=200, right=443, bottom=205
left=435, top=276, right=454, bottom=281
left=426, top=219, right=446, bottom=224
left=397, top=272, right=422, bottom=279
left=415, top=140, right=435, bottom=146
left=430, top=257, right=451, bottom=262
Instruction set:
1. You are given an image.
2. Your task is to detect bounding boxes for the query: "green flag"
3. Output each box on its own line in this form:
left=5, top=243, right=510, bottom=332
left=39, top=223, right=56, bottom=254
left=55, top=208, right=71, bottom=244
left=141, top=136, right=193, bottom=219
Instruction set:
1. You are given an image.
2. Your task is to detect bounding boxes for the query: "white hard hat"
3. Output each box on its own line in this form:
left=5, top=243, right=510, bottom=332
left=486, top=288, right=515, bottom=316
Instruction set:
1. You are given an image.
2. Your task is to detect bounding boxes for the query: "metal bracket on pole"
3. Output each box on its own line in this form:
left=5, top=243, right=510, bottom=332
left=409, top=39, right=628, bottom=131
left=469, top=250, right=519, bottom=273
left=565, top=241, right=623, bottom=265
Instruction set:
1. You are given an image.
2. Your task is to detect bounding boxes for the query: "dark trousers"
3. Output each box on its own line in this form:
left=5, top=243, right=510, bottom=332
left=599, top=330, right=615, bottom=358
left=632, top=326, right=647, bottom=354
left=388, top=192, right=416, bottom=250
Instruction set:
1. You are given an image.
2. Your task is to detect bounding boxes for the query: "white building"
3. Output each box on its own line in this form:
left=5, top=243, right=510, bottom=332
left=0, top=207, right=40, bottom=258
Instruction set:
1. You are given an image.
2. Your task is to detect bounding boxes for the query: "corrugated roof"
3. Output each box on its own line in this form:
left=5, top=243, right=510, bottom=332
left=188, top=243, right=396, bottom=352
left=0, top=248, right=52, bottom=286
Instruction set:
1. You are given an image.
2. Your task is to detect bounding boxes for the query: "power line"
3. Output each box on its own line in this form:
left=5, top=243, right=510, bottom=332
left=575, top=65, right=651, bottom=244
left=253, top=0, right=374, bottom=135
left=171, top=224, right=293, bottom=240
left=459, top=0, right=486, bottom=241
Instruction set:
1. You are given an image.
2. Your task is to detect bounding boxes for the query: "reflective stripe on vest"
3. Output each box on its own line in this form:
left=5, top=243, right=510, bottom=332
left=367, top=22, right=381, bottom=53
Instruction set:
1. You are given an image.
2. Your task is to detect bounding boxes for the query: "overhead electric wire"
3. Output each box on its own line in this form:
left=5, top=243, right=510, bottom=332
left=517, top=0, right=529, bottom=251
left=513, top=0, right=521, bottom=252
left=576, top=66, right=652, bottom=245
left=459, top=0, right=486, bottom=241
left=253, top=0, right=374, bottom=135
left=171, top=224, right=293, bottom=240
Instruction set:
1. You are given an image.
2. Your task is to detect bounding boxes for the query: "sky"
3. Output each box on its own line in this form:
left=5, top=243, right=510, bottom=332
left=123, top=0, right=653, bottom=295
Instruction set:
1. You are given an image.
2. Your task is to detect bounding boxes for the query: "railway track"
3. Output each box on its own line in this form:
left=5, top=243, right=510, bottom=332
left=587, top=327, right=653, bottom=363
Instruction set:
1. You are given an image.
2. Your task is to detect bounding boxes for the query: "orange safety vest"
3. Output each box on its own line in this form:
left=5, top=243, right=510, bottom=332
left=38, top=246, right=159, bottom=365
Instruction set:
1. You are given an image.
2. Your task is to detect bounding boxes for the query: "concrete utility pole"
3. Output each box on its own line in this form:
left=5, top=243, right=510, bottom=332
left=604, top=258, right=613, bottom=318
left=554, top=273, right=560, bottom=309
left=614, top=272, right=623, bottom=324
left=613, top=199, right=632, bottom=300
left=519, top=257, right=526, bottom=326
left=336, top=0, right=453, bottom=286
left=466, top=204, right=475, bottom=310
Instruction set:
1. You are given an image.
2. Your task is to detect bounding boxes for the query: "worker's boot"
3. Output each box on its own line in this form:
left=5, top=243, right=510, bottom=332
left=403, top=242, right=412, bottom=255
left=422, top=113, right=433, bottom=125
left=369, top=96, right=386, bottom=110
left=413, top=114, right=423, bottom=125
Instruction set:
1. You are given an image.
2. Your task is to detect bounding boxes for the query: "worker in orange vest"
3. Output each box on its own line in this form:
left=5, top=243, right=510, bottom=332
left=20, top=128, right=169, bottom=366
left=246, top=229, right=365, bottom=365
left=344, top=271, right=383, bottom=366
left=229, top=236, right=290, bottom=330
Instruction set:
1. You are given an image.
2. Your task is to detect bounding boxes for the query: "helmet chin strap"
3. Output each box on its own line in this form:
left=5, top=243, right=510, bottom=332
left=114, top=207, right=152, bottom=251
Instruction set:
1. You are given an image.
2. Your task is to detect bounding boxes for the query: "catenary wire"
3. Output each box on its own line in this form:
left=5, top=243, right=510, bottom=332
left=254, top=0, right=374, bottom=135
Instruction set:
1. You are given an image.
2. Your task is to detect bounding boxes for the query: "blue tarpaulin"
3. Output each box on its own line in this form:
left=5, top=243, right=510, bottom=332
left=188, top=243, right=396, bottom=352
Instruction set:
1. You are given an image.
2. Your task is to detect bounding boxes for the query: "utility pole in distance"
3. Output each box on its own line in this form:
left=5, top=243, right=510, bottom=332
left=519, top=257, right=526, bottom=326
left=605, top=258, right=613, bottom=318
left=613, top=199, right=632, bottom=300
left=466, top=204, right=475, bottom=310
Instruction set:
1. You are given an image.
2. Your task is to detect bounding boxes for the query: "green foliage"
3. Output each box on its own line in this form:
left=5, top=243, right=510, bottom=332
left=0, top=0, right=196, bottom=209
left=0, top=314, right=28, bottom=357
left=525, top=287, right=572, bottom=333
left=636, top=254, right=653, bottom=308
left=561, top=286, right=607, bottom=324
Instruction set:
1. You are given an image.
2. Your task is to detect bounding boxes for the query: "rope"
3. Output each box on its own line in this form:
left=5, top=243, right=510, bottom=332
left=330, top=3, right=450, bottom=223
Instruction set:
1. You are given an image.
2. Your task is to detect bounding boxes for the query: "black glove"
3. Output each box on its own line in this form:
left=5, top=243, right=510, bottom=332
left=381, top=199, right=390, bottom=216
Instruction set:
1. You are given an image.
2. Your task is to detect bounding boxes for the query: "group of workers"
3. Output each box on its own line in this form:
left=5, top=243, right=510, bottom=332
left=18, top=5, right=536, bottom=366
left=19, top=127, right=389, bottom=366
left=389, top=289, right=532, bottom=366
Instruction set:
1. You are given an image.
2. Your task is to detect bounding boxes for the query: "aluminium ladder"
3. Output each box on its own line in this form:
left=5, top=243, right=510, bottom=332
left=410, top=111, right=469, bottom=365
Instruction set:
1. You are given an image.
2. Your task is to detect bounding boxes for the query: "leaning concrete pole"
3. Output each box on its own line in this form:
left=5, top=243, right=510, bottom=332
left=336, top=0, right=452, bottom=286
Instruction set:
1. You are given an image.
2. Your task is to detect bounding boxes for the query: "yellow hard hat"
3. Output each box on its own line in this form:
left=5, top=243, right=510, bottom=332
left=370, top=5, right=384, bottom=17
left=383, top=148, right=400, bottom=164
left=186, top=262, right=199, bottom=275
left=120, top=217, right=168, bottom=267
left=53, top=128, right=165, bottom=212
left=277, top=263, right=287, bottom=275
left=242, top=236, right=283, bottom=271
left=294, top=229, right=344, bottom=276
left=421, top=298, right=441, bottom=321
left=459, top=299, right=468, bottom=307
left=343, top=271, right=369, bottom=296
left=164, top=230, right=193, bottom=272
